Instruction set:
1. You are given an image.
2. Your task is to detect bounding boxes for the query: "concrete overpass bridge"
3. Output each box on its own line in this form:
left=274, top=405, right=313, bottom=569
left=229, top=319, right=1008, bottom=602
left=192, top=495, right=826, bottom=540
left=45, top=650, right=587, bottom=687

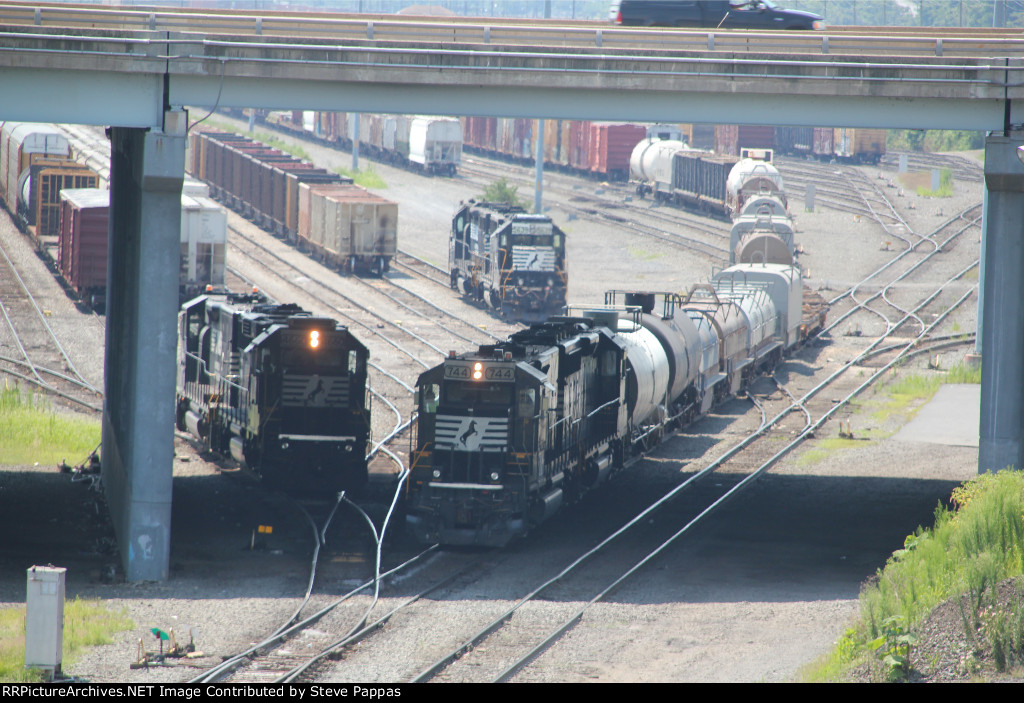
left=1, top=2, right=1023, bottom=580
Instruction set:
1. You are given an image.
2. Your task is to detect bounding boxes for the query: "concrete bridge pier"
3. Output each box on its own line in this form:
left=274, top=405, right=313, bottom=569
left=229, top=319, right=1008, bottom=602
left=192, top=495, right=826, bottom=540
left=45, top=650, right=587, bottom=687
left=102, top=111, right=186, bottom=581
left=979, top=133, right=1024, bottom=474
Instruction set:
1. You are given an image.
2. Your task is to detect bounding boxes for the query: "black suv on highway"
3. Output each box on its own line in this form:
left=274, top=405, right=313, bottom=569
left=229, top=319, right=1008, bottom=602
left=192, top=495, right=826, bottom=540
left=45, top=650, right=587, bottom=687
left=610, top=0, right=826, bottom=30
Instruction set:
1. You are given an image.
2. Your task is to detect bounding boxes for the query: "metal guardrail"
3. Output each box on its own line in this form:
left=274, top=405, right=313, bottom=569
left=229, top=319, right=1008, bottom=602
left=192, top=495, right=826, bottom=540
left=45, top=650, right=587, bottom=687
left=2, top=1, right=1024, bottom=58
left=0, top=26, right=1017, bottom=102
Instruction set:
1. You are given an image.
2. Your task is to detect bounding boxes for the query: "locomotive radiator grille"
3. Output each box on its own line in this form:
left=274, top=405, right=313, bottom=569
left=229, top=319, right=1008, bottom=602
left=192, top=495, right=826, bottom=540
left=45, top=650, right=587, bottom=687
left=281, top=374, right=350, bottom=407
left=435, top=415, right=508, bottom=452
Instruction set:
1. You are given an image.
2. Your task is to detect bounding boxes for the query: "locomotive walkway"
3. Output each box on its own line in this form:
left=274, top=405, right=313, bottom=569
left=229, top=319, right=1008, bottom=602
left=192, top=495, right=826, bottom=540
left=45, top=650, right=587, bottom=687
left=0, top=2, right=1022, bottom=580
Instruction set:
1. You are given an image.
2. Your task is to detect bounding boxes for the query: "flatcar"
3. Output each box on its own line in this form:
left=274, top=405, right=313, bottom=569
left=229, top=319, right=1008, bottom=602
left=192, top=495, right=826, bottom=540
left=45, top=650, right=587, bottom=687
left=406, top=262, right=825, bottom=546
left=176, top=292, right=371, bottom=494
left=449, top=200, right=568, bottom=324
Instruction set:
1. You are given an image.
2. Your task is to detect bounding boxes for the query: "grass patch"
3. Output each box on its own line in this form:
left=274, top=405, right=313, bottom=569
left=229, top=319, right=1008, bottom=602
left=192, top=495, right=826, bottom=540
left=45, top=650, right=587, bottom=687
left=0, top=384, right=100, bottom=466
left=335, top=167, right=387, bottom=189
left=628, top=247, right=665, bottom=262
left=1, top=598, right=133, bottom=682
left=803, top=470, right=1024, bottom=682
left=797, top=437, right=868, bottom=467
left=916, top=168, right=955, bottom=198
left=871, top=363, right=980, bottom=424
left=192, top=119, right=311, bottom=162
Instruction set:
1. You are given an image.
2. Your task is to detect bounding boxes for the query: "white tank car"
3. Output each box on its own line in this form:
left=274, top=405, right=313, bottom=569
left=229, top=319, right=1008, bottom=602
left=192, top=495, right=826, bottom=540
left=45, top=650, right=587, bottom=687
left=730, top=211, right=795, bottom=266
left=725, top=156, right=786, bottom=218
left=739, top=193, right=788, bottom=218
left=714, top=263, right=804, bottom=351
left=630, top=138, right=690, bottom=197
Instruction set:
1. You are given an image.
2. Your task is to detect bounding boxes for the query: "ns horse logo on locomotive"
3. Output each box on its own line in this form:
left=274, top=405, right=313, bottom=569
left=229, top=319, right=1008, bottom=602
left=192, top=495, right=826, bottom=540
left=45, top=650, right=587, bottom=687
left=407, top=313, right=634, bottom=547
left=406, top=263, right=825, bottom=547
left=176, top=291, right=371, bottom=495
left=450, top=200, right=568, bottom=324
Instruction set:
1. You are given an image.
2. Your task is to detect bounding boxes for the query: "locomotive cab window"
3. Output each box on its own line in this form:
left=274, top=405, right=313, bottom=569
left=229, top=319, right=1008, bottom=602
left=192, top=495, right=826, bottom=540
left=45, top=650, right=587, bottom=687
left=511, top=234, right=552, bottom=247
left=517, top=388, right=536, bottom=418
left=444, top=380, right=513, bottom=408
left=421, top=383, right=440, bottom=414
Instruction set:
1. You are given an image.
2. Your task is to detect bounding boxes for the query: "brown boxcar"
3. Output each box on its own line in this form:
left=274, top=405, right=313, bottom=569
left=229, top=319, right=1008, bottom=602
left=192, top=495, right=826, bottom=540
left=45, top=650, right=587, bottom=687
left=812, top=127, right=835, bottom=159
left=57, top=188, right=109, bottom=303
left=714, top=125, right=776, bottom=157
left=833, top=128, right=886, bottom=164
left=589, top=123, right=646, bottom=181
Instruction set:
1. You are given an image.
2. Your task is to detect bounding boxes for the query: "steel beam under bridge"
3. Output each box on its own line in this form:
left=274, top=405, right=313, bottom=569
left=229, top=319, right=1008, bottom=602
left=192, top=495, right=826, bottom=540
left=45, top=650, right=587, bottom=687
left=2, top=67, right=1009, bottom=129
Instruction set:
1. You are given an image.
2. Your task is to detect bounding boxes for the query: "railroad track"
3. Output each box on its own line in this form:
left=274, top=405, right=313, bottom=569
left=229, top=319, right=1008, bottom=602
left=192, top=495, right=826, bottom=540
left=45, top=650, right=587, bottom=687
left=236, top=179, right=982, bottom=682
left=0, top=235, right=103, bottom=413
left=459, top=158, right=731, bottom=262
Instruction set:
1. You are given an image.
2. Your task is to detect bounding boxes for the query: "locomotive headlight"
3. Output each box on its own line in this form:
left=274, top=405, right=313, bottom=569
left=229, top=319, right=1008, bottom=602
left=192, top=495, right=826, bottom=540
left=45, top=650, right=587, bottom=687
left=490, top=472, right=500, bottom=482
left=432, top=469, right=441, bottom=479
left=472, top=362, right=483, bottom=380
left=309, top=330, right=321, bottom=349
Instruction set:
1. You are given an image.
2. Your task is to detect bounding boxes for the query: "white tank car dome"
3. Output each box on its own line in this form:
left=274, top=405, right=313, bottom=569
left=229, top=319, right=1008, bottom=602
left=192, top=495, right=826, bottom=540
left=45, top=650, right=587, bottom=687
left=629, top=138, right=691, bottom=183
left=726, top=158, right=784, bottom=195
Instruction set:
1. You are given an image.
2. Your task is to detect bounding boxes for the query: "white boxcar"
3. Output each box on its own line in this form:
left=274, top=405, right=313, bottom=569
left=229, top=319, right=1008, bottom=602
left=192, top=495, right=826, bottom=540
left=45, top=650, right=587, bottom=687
left=180, top=194, right=227, bottom=295
left=408, top=117, right=461, bottom=175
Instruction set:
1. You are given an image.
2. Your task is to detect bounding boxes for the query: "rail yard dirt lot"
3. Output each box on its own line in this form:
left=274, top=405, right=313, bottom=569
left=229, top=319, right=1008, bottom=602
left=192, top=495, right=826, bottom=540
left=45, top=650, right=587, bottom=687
left=0, top=128, right=986, bottom=682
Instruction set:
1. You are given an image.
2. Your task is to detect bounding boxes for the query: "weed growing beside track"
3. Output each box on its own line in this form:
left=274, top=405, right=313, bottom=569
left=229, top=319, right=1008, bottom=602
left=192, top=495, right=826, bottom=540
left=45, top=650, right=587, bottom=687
left=803, top=469, right=1024, bottom=682
left=0, top=384, right=99, bottom=467
left=0, top=598, right=132, bottom=682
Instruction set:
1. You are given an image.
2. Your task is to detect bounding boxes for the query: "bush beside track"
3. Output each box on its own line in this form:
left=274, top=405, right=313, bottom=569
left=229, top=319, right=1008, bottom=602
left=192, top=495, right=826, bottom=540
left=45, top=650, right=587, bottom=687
left=805, top=469, right=1024, bottom=682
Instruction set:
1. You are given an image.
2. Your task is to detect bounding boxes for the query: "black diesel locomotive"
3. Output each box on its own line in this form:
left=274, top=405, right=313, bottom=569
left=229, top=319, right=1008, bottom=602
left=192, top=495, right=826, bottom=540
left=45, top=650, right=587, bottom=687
left=406, top=263, right=826, bottom=546
left=450, top=200, right=568, bottom=324
left=176, top=292, right=371, bottom=494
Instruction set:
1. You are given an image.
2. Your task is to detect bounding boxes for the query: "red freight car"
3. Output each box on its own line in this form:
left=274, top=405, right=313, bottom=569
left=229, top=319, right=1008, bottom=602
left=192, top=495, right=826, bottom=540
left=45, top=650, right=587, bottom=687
left=589, top=123, right=646, bottom=181
left=57, top=188, right=109, bottom=305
